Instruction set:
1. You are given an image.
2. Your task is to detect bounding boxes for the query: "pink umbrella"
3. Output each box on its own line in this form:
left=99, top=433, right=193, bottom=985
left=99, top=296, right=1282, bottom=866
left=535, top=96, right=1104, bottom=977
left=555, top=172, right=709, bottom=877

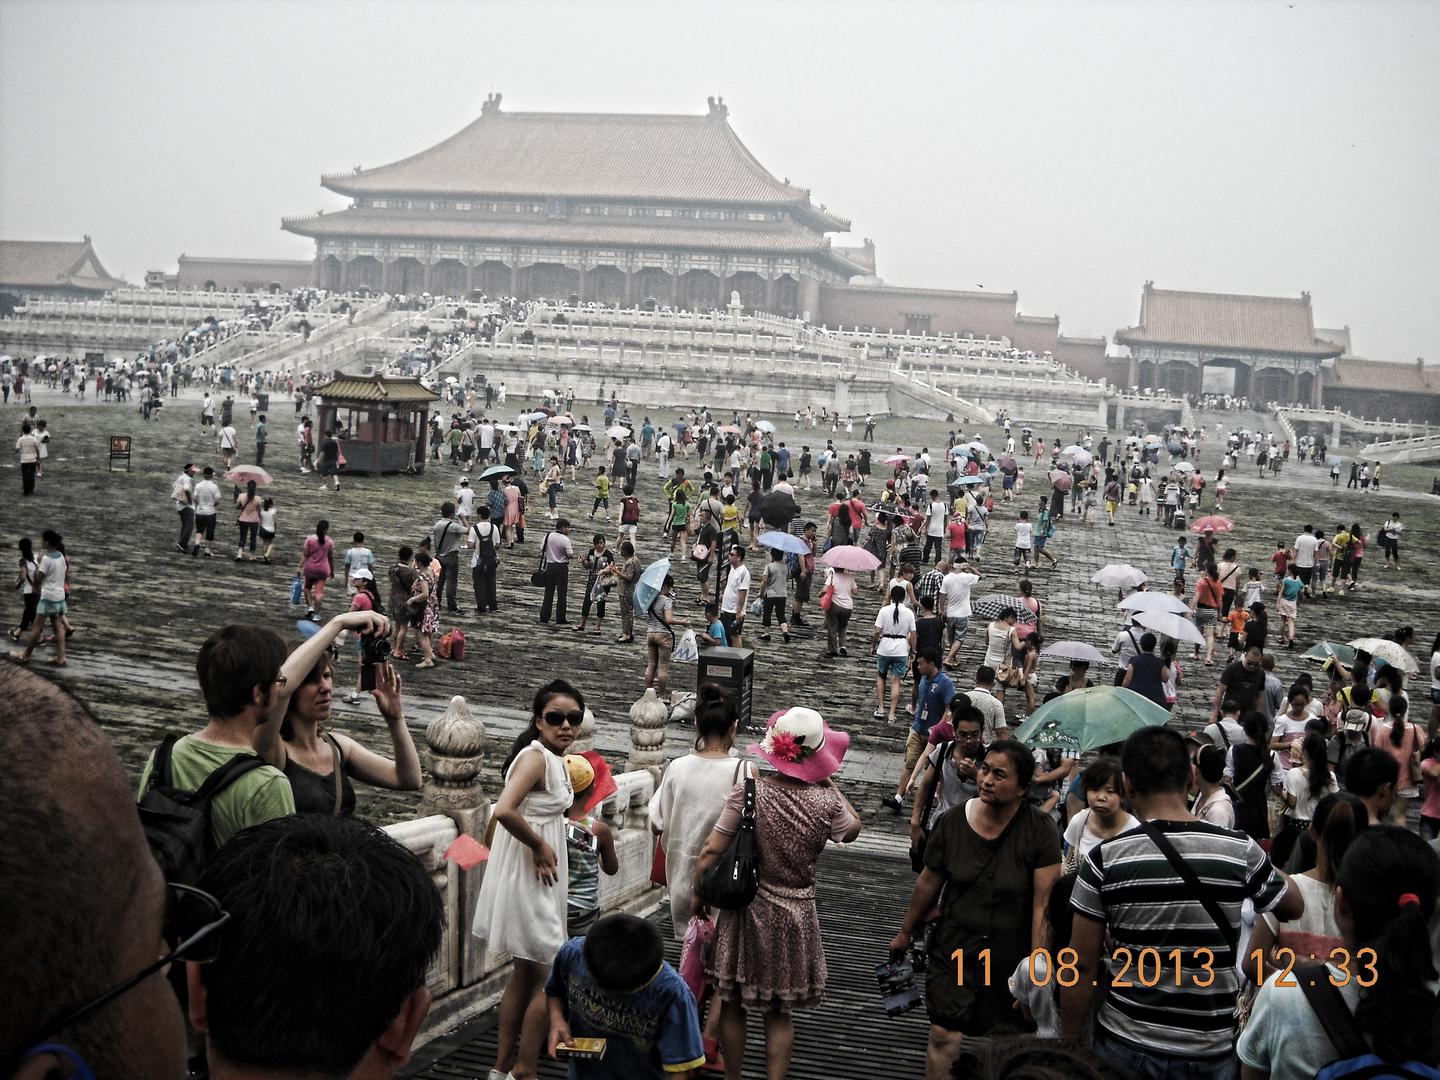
left=717, top=424, right=743, bottom=435
left=818, top=545, right=882, bottom=571
left=1191, top=515, right=1235, bottom=533
left=884, top=454, right=910, bottom=466
left=1048, top=470, right=1073, bottom=492
left=225, top=465, right=273, bottom=486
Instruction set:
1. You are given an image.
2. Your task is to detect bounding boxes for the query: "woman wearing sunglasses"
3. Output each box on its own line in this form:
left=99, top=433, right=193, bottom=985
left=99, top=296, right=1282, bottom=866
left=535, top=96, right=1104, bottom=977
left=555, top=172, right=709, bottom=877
left=473, top=678, right=584, bottom=1080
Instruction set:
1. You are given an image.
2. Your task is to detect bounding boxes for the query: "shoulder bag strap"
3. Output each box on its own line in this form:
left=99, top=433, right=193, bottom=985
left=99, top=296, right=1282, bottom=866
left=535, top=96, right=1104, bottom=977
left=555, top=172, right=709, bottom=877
left=151, top=733, right=181, bottom=791
left=538, top=531, right=551, bottom=571
left=917, top=741, right=950, bottom=834
left=189, top=751, right=269, bottom=805
left=1297, top=967, right=1371, bottom=1060
left=1236, top=748, right=1273, bottom=794
left=1138, top=821, right=1238, bottom=955
left=323, top=732, right=345, bottom=814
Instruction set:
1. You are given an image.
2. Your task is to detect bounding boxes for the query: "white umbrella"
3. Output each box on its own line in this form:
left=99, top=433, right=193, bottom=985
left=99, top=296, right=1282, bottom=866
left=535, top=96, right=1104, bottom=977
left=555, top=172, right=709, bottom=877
left=443, top=375, right=458, bottom=383
left=551, top=415, right=575, bottom=426
left=755, top=419, right=776, bottom=433
left=1117, top=592, right=1191, bottom=615
left=1172, top=461, right=1196, bottom=473
left=967, top=440, right=990, bottom=455
left=606, top=425, right=631, bottom=439
left=1041, top=641, right=1109, bottom=665
left=1133, top=609, right=1206, bottom=646
left=1092, top=564, right=1147, bottom=590
left=571, top=424, right=592, bottom=432
left=1347, top=637, right=1418, bottom=673
left=493, top=423, right=519, bottom=433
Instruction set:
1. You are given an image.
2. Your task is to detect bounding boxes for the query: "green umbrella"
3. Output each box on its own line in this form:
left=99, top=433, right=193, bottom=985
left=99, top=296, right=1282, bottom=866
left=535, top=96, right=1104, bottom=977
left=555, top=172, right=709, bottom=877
left=1010, top=686, right=1171, bottom=753
left=1302, top=642, right=1355, bottom=666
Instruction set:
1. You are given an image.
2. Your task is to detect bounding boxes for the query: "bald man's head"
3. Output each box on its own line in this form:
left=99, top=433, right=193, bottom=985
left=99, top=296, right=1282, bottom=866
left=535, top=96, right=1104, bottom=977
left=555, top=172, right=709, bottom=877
left=0, top=661, right=186, bottom=1077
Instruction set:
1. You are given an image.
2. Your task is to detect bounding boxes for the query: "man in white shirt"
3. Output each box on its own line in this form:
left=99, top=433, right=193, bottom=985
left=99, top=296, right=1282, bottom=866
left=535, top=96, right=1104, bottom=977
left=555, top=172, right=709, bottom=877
left=1292, top=524, right=1319, bottom=597
left=940, top=562, right=980, bottom=669
left=477, top=421, right=495, bottom=465
left=201, top=393, right=215, bottom=428
left=218, top=422, right=239, bottom=468
left=1014, top=511, right=1034, bottom=572
left=192, top=466, right=221, bottom=557
left=719, top=545, right=750, bottom=647
left=15, top=421, right=41, bottom=496
left=966, top=666, right=1008, bottom=741
left=923, top=490, right=947, bottom=565
left=453, top=478, right=477, bottom=527
left=172, top=462, right=198, bottom=552
left=496, top=381, right=506, bottom=406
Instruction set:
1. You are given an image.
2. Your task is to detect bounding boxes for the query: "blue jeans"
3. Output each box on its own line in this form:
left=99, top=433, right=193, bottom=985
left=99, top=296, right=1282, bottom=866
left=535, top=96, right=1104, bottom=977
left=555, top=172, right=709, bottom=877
left=1094, top=1033, right=1235, bottom=1080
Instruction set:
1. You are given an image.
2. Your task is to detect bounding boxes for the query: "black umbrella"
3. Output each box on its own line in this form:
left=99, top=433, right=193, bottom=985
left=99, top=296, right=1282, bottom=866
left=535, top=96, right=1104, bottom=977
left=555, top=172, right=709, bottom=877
left=759, top=490, right=802, bottom=530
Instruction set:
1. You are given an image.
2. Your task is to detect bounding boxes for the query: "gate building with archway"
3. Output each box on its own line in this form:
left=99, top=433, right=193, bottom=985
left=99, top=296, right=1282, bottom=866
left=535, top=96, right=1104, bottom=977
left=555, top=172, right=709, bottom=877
left=1115, top=282, right=1343, bottom=405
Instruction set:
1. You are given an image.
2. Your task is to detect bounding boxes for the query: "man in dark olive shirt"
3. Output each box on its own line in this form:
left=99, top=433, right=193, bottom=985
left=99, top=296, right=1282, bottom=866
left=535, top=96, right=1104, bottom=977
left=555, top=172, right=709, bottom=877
left=1210, top=644, right=1265, bottom=722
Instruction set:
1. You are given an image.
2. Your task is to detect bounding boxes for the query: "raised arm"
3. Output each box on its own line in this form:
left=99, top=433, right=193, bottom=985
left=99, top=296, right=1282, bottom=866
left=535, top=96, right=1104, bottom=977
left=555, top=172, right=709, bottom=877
left=336, top=661, right=421, bottom=790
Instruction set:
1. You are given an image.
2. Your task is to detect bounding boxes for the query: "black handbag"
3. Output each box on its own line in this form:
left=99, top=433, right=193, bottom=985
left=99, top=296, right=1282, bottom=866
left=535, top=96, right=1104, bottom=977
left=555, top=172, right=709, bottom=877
left=697, top=765, right=761, bottom=910
left=530, top=532, right=550, bottom=588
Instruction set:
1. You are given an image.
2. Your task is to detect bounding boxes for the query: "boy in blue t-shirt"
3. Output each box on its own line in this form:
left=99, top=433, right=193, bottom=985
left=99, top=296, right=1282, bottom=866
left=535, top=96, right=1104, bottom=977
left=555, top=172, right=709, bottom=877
left=546, top=914, right=704, bottom=1079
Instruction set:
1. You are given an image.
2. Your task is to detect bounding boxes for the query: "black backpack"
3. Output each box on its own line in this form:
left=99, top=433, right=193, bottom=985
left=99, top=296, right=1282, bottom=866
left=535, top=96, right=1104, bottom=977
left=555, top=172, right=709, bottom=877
left=138, top=734, right=268, bottom=886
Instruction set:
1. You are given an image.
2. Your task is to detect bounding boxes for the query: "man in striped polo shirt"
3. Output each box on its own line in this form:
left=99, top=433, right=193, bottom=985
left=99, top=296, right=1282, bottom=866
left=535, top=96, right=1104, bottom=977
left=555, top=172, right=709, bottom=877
left=1059, top=727, right=1302, bottom=1077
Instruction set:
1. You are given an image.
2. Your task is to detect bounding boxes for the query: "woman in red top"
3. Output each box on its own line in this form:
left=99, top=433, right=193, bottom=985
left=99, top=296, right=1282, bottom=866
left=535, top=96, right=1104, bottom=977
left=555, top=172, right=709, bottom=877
left=1191, top=563, right=1223, bottom=666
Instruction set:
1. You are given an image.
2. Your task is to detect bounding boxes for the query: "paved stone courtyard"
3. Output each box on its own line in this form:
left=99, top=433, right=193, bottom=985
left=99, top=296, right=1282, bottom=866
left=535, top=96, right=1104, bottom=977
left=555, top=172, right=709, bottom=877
left=5, top=388, right=1439, bottom=832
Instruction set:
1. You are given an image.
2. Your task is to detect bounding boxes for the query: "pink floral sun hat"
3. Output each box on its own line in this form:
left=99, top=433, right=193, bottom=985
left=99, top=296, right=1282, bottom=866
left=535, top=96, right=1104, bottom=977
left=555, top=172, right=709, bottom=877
left=748, top=706, right=850, bottom=783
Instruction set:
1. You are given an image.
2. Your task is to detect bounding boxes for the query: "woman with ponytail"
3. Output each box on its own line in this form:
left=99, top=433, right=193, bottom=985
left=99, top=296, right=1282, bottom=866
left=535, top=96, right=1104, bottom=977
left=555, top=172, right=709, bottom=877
left=649, top=683, right=741, bottom=939
left=871, top=584, right=917, bottom=723
left=1273, top=729, right=1339, bottom=866
left=1238, top=826, right=1440, bottom=1079
left=1244, top=792, right=1367, bottom=985
left=1376, top=693, right=1425, bottom=826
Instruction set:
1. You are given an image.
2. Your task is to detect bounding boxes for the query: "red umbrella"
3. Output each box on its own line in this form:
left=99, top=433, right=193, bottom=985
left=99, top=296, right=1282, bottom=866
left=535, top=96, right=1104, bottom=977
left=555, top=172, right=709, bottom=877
left=225, top=465, right=273, bottom=486
left=1048, top=470, right=1073, bottom=492
left=818, top=545, right=882, bottom=571
left=1191, top=515, right=1235, bottom=533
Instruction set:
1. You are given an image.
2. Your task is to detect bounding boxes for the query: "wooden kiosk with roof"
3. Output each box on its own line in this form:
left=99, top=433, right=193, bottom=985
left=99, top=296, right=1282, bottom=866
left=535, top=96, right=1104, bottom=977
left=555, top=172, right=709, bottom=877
left=311, top=374, right=439, bottom=474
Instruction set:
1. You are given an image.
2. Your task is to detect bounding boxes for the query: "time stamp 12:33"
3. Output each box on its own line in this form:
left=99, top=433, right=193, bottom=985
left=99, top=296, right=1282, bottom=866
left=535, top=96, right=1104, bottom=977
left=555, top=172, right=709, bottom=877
left=951, top=946, right=1379, bottom=988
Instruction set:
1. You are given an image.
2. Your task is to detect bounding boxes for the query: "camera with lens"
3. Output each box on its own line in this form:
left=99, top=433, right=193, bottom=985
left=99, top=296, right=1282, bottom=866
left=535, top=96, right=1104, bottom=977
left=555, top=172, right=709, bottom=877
left=874, top=959, right=922, bottom=1017
left=359, top=633, right=391, bottom=691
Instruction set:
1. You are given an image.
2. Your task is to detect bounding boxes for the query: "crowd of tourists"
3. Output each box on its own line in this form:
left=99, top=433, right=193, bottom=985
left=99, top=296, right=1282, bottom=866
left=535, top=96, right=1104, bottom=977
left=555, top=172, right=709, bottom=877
left=6, top=369, right=1440, bottom=1080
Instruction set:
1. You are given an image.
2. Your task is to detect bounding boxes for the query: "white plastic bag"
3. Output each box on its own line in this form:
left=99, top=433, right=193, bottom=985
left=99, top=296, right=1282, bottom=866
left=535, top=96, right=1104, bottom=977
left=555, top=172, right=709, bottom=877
left=672, top=628, right=699, bottom=662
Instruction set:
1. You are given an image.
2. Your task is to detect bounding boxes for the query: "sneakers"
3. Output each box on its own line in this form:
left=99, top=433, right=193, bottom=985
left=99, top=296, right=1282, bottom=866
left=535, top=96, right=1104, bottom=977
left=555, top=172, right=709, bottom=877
left=881, top=794, right=903, bottom=815
left=838, top=647, right=849, bottom=657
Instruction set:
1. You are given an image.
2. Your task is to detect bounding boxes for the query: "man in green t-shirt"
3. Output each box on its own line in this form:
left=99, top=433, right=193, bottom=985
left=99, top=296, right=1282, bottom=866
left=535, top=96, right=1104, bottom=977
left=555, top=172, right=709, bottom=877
left=137, top=625, right=297, bottom=849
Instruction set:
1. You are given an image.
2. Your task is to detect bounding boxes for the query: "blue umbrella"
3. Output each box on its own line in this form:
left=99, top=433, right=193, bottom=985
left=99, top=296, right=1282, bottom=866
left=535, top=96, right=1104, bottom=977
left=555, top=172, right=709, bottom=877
left=957, top=474, right=988, bottom=486
left=633, top=557, right=671, bottom=616
left=758, top=530, right=810, bottom=555
left=296, top=619, right=323, bottom=639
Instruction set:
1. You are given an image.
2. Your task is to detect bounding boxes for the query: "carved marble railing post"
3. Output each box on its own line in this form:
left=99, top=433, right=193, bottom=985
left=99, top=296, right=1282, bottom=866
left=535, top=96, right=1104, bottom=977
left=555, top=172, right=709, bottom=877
left=627, top=689, right=668, bottom=827
left=418, top=695, right=489, bottom=837
left=417, top=695, right=490, bottom=987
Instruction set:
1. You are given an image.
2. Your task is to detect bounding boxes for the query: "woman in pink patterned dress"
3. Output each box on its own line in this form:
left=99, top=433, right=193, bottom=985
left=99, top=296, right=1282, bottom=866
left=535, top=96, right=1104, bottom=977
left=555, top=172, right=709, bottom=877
left=694, top=706, right=861, bottom=1080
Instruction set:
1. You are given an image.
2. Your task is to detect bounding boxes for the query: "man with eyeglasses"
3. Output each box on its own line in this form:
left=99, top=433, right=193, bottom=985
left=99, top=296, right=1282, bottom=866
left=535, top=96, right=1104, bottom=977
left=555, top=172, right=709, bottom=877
left=3, top=661, right=190, bottom=1078
left=135, top=624, right=297, bottom=853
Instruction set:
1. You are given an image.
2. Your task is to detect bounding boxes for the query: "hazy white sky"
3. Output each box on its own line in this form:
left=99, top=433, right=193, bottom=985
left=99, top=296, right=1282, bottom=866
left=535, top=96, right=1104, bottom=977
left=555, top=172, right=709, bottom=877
left=2, top=0, right=1436, bottom=360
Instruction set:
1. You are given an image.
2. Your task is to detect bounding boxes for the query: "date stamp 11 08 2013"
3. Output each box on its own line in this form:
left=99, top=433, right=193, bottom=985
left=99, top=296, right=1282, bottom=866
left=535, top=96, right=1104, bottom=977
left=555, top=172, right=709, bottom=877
left=950, top=946, right=1379, bottom=989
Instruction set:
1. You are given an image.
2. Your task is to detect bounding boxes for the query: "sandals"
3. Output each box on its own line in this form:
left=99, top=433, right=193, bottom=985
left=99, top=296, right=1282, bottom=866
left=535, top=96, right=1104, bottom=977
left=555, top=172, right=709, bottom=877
left=414, top=659, right=435, bottom=668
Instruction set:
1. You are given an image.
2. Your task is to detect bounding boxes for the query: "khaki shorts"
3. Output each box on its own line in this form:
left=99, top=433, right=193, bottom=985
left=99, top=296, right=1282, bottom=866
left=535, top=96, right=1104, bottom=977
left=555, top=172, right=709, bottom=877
left=904, top=729, right=926, bottom=777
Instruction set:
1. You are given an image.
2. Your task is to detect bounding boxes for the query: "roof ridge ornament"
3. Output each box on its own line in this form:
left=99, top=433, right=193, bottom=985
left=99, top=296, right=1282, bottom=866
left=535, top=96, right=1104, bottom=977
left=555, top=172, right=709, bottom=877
left=707, top=95, right=728, bottom=119
left=482, top=91, right=503, bottom=117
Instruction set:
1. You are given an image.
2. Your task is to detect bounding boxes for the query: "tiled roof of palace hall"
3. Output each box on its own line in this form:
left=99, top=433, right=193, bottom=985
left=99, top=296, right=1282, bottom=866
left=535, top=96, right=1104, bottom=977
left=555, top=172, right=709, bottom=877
left=0, top=238, right=126, bottom=292
left=282, top=208, right=836, bottom=256
left=317, top=97, right=849, bottom=229
left=314, top=375, right=440, bottom=403
left=1325, top=357, right=1440, bottom=396
left=1116, top=284, right=1344, bottom=358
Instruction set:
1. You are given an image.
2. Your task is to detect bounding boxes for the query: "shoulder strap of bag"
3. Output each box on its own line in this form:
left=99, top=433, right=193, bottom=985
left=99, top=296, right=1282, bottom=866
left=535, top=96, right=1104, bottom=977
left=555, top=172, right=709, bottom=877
left=741, top=764, right=758, bottom=826
left=150, top=733, right=181, bottom=791
left=917, top=741, right=951, bottom=833
left=323, top=732, right=345, bottom=814
left=1138, top=821, right=1238, bottom=954
left=537, top=531, right=551, bottom=570
left=1297, top=966, right=1371, bottom=1061
left=1235, top=747, right=1273, bottom=794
